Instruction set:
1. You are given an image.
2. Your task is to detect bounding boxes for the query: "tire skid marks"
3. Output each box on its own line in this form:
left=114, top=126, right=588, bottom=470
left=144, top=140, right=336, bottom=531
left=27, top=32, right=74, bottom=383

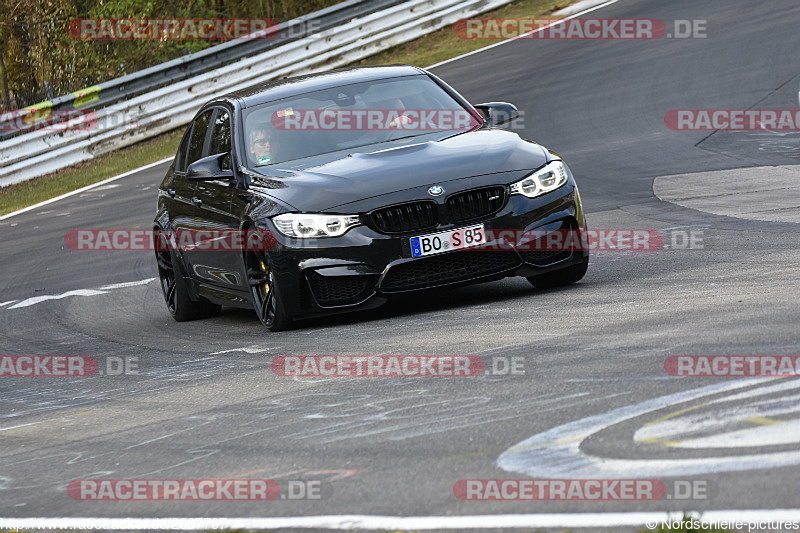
left=0, top=389, right=625, bottom=491
left=0, top=356, right=257, bottom=418
left=269, top=390, right=631, bottom=444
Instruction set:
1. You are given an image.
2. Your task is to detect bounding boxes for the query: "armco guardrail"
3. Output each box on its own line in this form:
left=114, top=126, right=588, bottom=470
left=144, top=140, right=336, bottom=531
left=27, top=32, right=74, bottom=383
left=0, top=0, right=404, bottom=142
left=0, top=0, right=515, bottom=187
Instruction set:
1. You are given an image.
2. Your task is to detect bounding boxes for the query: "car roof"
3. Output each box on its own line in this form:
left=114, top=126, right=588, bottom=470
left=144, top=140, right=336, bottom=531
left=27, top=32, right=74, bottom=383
left=219, top=65, right=427, bottom=109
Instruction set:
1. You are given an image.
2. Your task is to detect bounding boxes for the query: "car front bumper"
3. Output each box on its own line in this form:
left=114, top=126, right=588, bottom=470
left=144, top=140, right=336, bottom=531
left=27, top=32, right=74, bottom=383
left=264, top=182, right=588, bottom=320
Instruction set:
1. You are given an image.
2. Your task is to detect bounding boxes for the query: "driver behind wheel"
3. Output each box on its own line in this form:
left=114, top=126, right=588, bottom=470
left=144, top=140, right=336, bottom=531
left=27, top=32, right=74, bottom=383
left=248, top=124, right=274, bottom=165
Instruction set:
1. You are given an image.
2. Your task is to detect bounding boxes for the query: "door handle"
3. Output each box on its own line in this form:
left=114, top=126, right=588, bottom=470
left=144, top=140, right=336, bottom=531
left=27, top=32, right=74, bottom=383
left=192, top=197, right=202, bottom=206
left=167, top=188, right=176, bottom=198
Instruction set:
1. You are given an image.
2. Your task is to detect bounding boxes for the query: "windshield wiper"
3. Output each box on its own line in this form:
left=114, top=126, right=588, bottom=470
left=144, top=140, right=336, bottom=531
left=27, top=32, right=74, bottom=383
left=238, top=166, right=285, bottom=188
left=383, top=129, right=470, bottom=145
left=383, top=134, right=425, bottom=143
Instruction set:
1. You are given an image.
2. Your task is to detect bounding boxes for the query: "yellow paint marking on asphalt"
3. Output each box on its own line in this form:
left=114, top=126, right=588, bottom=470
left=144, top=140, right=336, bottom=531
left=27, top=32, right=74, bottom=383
left=633, top=404, right=708, bottom=447
left=637, top=436, right=681, bottom=447
left=746, top=416, right=782, bottom=425
left=642, top=404, right=705, bottom=426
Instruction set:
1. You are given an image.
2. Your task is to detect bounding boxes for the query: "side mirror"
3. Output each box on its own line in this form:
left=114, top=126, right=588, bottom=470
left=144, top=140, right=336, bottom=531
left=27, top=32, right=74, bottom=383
left=187, top=153, right=234, bottom=181
left=474, top=102, right=520, bottom=127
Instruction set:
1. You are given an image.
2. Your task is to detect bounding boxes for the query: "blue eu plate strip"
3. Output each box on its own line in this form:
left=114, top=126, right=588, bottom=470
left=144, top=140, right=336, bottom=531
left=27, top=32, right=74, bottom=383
left=410, top=237, right=422, bottom=257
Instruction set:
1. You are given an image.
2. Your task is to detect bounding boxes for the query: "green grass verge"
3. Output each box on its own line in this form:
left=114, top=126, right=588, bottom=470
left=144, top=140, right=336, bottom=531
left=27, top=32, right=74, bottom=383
left=0, top=129, right=183, bottom=216
left=0, top=0, right=573, bottom=216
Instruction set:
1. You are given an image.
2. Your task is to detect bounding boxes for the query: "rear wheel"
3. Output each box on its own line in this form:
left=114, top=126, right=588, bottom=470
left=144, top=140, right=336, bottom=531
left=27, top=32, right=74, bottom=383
left=247, top=251, right=293, bottom=332
left=526, top=253, right=589, bottom=289
left=155, top=248, right=221, bottom=321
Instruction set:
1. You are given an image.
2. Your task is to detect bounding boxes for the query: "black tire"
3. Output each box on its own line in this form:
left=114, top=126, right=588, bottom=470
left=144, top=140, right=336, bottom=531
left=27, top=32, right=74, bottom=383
left=246, top=251, right=293, bottom=332
left=155, top=248, right=221, bottom=321
left=527, top=253, right=589, bottom=289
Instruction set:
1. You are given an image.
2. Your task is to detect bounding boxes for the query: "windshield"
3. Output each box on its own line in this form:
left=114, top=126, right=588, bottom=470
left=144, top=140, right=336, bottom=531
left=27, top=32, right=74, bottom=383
left=241, top=75, right=480, bottom=167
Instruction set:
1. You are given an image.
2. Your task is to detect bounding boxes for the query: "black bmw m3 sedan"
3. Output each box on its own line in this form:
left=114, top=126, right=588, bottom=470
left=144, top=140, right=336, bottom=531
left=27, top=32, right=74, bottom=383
left=154, top=65, right=588, bottom=331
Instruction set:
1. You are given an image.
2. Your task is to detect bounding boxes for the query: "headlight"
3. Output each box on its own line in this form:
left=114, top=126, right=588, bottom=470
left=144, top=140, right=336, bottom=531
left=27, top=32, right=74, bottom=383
left=272, top=213, right=361, bottom=238
left=510, top=160, right=569, bottom=198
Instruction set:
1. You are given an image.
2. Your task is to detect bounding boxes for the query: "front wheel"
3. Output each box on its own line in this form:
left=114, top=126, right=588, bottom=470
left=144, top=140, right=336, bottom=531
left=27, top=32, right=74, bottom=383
left=155, top=248, right=221, bottom=321
left=246, top=251, right=293, bottom=332
left=526, top=254, right=589, bottom=289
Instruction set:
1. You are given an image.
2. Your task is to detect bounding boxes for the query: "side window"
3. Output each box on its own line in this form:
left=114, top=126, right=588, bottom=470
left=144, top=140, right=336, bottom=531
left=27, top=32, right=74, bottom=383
left=175, top=131, right=191, bottom=173
left=209, top=110, right=232, bottom=170
left=186, top=111, right=212, bottom=168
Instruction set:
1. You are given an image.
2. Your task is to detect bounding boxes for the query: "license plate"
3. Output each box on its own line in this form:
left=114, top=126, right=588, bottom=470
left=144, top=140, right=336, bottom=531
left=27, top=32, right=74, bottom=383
left=410, top=224, right=485, bottom=258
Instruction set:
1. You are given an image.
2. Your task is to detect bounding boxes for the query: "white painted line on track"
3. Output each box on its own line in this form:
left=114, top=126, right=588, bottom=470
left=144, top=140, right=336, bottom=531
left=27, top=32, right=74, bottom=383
left=98, top=278, right=156, bottom=290
left=0, top=421, right=46, bottom=432
left=8, top=289, right=109, bottom=309
left=6, top=278, right=156, bottom=310
left=211, top=345, right=281, bottom=355
left=427, top=0, right=620, bottom=69
left=498, top=378, right=800, bottom=478
left=0, top=157, right=173, bottom=222
left=2, top=511, right=800, bottom=530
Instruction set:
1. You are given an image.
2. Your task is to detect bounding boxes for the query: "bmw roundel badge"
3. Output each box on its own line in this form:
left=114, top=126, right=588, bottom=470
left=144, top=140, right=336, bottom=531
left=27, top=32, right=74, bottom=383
left=428, top=185, right=444, bottom=196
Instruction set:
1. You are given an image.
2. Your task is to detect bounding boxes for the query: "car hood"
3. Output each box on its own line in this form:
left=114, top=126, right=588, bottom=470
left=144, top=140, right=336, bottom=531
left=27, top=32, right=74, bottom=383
left=249, top=129, right=549, bottom=212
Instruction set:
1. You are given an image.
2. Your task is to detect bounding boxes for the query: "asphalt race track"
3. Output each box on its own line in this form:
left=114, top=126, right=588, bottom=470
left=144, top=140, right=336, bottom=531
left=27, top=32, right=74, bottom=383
left=2, top=0, right=800, bottom=530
